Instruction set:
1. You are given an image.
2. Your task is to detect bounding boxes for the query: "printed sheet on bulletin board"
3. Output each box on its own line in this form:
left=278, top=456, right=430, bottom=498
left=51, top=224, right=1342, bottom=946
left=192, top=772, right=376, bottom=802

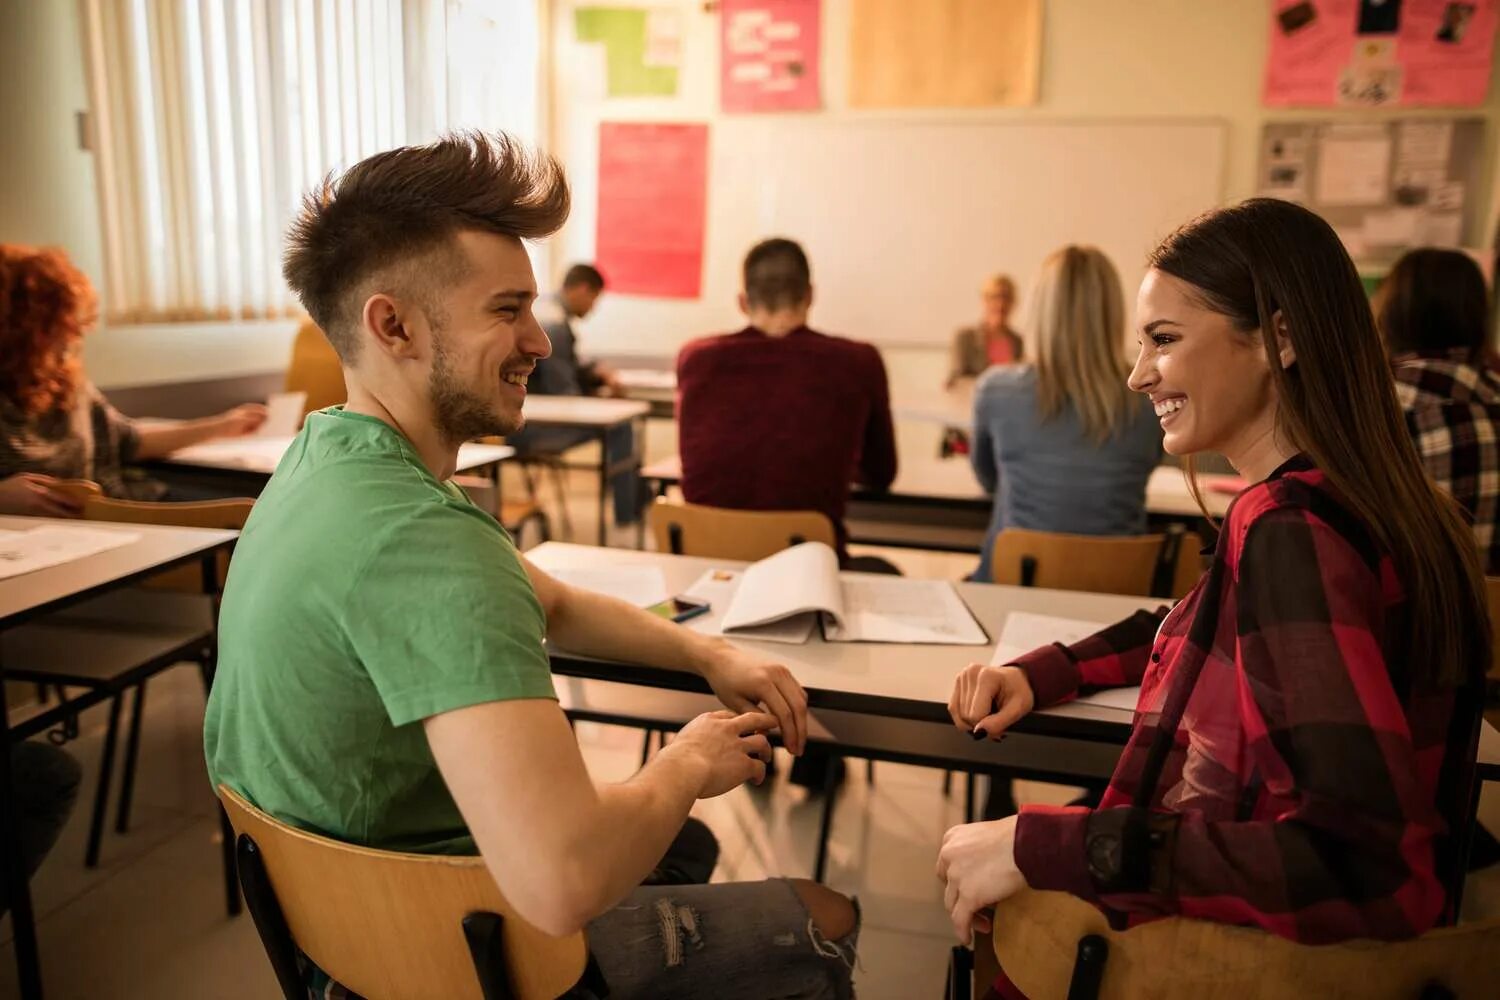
left=1257, top=117, right=1483, bottom=263
left=721, top=0, right=821, bottom=113
left=1265, top=0, right=1497, bottom=107
left=595, top=122, right=709, bottom=299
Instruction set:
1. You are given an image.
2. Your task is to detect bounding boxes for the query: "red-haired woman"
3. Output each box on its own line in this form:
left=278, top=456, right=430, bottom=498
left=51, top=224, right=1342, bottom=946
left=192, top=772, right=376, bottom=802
left=939, top=200, right=1490, bottom=997
left=0, top=245, right=265, bottom=515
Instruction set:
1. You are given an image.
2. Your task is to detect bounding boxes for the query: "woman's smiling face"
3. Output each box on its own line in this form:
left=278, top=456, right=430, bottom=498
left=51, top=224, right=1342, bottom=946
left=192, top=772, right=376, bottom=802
left=1128, top=268, right=1280, bottom=462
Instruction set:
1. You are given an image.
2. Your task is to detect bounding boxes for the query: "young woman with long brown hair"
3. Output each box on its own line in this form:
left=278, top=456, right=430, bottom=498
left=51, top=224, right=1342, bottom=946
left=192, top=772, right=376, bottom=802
left=938, top=199, right=1490, bottom=996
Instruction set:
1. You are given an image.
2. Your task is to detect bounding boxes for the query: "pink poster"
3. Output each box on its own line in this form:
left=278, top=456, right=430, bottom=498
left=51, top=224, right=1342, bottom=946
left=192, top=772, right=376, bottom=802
left=721, top=0, right=821, bottom=113
left=1265, top=0, right=1497, bottom=107
left=596, top=123, right=708, bottom=299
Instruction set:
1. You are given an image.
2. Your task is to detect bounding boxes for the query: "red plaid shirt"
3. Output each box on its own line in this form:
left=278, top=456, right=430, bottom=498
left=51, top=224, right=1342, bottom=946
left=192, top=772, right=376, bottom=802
left=1391, top=349, right=1500, bottom=575
left=1006, top=455, right=1481, bottom=951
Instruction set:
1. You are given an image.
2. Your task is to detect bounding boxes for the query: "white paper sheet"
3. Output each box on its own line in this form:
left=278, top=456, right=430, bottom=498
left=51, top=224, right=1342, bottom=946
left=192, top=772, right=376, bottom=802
left=0, top=526, right=141, bottom=580
left=1074, top=686, right=1142, bottom=714
left=990, top=612, right=1108, bottom=666
left=1316, top=135, right=1391, bottom=206
left=260, top=391, right=307, bottom=437
left=823, top=577, right=987, bottom=645
left=549, top=566, right=669, bottom=608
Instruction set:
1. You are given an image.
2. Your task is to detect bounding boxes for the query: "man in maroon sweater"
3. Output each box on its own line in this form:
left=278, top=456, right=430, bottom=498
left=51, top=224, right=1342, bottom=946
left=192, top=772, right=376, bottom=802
left=676, top=238, right=898, bottom=571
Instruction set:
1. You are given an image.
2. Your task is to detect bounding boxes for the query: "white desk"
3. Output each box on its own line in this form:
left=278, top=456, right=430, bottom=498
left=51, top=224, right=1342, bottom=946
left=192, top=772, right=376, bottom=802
left=516, top=396, right=652, bottom=545
left=529, top=542, right=1152, bottom=738
left=163, top=436, right=513, bottom=478
left=0, top=516, right=238, bottom=1000
left=615, top=369, right=677, bottom=419
left=642, top=455, right=1239, bottom=552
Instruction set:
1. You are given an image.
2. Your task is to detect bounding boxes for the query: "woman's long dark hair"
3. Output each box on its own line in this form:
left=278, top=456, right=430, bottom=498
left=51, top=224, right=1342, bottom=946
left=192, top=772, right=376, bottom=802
left=1376, top=248, right=1490, bottom=360
left=1150, top=199, right=1489, bottom=690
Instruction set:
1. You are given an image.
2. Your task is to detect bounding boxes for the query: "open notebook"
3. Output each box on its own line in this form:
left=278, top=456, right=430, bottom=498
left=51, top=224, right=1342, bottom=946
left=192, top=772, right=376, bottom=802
left=684, top=542, right=988, bottom=645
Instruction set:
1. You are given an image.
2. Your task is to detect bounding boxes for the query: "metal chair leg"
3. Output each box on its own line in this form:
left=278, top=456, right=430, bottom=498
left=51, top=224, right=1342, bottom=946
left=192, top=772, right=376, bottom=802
left=865, top=760, right=875, bottom=784
left=813, top=757, right=839, bottom=882
left=946, top=944, right=974, bottom=1000
left=964, top=773, right=977, bottom=824
left=640, top=729, right=655, bottom=767
left=115, top=681, right=147, bottom=833
left=85, top=693, right=125, bottom=867
left=221, top=804, right=242, bottom=916
left=943, top=769, right=953, bottom=796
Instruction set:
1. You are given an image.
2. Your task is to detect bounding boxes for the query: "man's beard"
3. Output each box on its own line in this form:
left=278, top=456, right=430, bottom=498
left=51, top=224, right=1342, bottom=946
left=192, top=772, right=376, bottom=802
left=429, top=335, right=521, bottom=443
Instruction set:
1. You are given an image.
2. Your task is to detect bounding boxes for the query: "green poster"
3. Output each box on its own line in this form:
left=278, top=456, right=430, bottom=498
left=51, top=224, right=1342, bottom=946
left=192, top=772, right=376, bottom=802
left=575, top=7, right=679, bottom=98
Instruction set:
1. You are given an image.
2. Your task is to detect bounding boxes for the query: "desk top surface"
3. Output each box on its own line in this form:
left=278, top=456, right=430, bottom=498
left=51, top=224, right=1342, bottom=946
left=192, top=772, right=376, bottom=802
left=641, top=455, right=1237, bottom=519
left=0, top=516, right=237, bottom=626
left=528, top=542, right=1154, bottom=731
left=521, top=396, right=651, bottom=426
left=163, top=437, right=513, bottom=475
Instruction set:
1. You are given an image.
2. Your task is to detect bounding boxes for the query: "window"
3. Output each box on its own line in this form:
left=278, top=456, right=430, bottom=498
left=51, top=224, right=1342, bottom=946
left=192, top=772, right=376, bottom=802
left=80, top=0, right=542, bottom=324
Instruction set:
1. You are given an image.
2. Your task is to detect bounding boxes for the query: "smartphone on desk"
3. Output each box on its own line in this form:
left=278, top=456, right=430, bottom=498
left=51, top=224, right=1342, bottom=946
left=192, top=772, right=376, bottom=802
left=648, top=595, right=711, bottom=624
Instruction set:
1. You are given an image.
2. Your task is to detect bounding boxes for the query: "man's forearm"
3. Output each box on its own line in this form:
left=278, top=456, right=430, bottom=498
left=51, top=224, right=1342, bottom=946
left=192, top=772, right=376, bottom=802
left=133, top=417, right=225, bottom=460
left=545, top=587, right=722, bottom=678
left=565, top=745, right=706, bottom=919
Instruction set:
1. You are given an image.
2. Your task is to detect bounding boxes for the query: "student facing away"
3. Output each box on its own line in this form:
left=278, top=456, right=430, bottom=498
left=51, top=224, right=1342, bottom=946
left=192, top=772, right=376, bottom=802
left=968, top=245, right=1162, bottom=582
left=1378, top=248, right=1500, bottom=574
left=940, top=199, right=1490, bottom=998
left=675, top=237, right=898, bottom=572
left=204, top=133, right=858, bottom=1000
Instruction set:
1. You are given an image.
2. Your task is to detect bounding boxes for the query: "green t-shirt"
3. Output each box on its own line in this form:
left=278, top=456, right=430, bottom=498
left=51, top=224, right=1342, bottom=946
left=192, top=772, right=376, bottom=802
left=203, top=408, right=555, bottom=854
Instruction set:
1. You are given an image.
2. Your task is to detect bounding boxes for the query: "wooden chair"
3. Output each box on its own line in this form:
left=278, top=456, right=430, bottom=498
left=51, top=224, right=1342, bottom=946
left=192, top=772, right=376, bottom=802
left=990, top=529, right=1167, bottom=596
left=647, top=498, right=837, bottom=560
left=285, top=318, right=347, bottom=418
left=988, top=887, right=1500, bottom=999
left=50, top=478, right=103, bottom=505
left=2, top=497, right=250, bottom=905
left=219, top=785, right=591, bottom=1000
left=1484, top=578, right=1500, bottom=732
left=1169, top=530, right=1207, bottom=599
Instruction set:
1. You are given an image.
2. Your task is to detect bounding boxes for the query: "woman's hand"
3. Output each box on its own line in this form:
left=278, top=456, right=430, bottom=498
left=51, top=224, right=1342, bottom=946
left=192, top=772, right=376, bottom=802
left=212, top=403, right=269, bottom=438
left=948, top=663, right=1035, bottom=740
left=936, top=816, right=1025, bottom=943
left=0, top=473, right=84, bottom=518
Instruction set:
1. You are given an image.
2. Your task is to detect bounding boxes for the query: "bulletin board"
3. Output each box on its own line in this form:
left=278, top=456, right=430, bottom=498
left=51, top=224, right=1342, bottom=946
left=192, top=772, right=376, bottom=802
left=1256, top=117, right=1484, bottom=263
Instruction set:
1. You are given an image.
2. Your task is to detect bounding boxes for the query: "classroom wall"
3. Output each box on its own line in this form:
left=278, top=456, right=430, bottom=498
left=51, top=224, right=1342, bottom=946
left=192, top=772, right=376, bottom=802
left=555, top=0, right=1500, bottom=359
left=4, top=1, right=1500, bottom=389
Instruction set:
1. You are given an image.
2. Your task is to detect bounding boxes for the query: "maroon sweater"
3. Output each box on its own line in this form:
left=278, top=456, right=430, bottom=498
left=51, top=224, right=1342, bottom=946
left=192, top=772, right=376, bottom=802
left=676, top=326, right=898, bottom=561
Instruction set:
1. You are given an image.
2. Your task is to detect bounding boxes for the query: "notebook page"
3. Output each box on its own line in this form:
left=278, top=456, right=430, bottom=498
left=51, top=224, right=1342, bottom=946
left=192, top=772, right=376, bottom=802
left=822, top=577, right=988, bottom=644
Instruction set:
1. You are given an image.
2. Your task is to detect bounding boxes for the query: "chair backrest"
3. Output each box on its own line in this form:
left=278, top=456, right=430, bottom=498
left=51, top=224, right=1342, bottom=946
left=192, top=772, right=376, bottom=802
left=990, top=529, right=1166, bottom=596
left=1169, top=530, right=1206, bottom=599
left=991, top=887, right=1500, bottom=1000
left=1484, top=578, right=1500, bottom=730
left=82, top=496, right=253, bottom=591
left=286, top=319, right=347, bottom=418
left=647, top=498, right=837, bottom=561
left=219, top=786, right=587, bottom=1000
left=51, top=479, right=104, bottom=505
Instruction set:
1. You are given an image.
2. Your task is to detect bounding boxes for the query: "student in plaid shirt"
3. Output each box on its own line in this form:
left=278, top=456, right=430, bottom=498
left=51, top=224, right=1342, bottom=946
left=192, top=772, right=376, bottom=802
left=937, top=200, right=1491, bottom=998
left=1379, top=249, right=1500, bottom=574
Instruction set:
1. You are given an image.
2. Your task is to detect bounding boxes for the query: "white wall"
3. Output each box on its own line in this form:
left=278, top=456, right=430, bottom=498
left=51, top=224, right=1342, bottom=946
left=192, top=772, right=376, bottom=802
left=553, top=0, right=1500, bottom=357
left=4, top=1, right=1500, bottom=387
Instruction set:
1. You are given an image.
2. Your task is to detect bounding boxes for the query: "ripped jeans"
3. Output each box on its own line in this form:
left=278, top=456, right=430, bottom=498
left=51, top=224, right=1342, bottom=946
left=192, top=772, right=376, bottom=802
left=573, top=878, right=860, bottom=1000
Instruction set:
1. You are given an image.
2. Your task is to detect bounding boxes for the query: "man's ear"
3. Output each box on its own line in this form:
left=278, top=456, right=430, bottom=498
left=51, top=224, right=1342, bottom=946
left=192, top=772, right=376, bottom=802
left=361, top=293, right=417, bottom=359
left=737, top=291, right=750, bottom=317
left=1270, top=310, right=1297, bottom=369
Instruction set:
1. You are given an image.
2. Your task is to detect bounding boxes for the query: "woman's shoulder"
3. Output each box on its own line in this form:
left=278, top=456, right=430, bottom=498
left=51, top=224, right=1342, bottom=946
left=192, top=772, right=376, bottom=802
left=1221, top=457, right=1380, bottom=571
left=975, top=363, right=1037, bottom=395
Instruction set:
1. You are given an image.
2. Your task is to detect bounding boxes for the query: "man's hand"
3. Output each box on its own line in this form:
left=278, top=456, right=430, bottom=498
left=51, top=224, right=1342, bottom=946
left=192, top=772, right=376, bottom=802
left=948, top=663, right=1035, bottom=740
left=661, top=710, right=777, bottom=797
left=211, top=403, right=269, bottom=438
left=936, top=815, right=1026, bottom=943
left=699, top=642, right=808, bottom=755
left=0, top=473, right=84, bottom=518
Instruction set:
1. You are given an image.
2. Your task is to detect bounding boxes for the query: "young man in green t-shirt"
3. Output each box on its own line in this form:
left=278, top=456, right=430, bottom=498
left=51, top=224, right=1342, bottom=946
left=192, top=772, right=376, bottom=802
left=203, top=133, right=858, bottom=998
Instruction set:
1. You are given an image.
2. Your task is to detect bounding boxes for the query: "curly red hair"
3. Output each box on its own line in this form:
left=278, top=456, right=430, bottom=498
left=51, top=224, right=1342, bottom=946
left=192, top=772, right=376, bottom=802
left=0, top=244, right=96, bottom=417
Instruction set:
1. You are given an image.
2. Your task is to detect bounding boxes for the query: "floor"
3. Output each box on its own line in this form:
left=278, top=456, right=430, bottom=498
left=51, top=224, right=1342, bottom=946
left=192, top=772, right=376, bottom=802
left=5, top=450, right=1500, bottom=999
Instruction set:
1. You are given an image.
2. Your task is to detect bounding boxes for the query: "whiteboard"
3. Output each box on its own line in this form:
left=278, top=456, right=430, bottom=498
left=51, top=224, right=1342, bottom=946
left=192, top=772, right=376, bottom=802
left=567, top=118, right=1227, bottom=353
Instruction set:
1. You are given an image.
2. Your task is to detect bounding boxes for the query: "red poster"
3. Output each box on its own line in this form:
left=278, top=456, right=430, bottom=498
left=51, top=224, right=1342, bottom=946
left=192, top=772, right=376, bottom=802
left=721, top=0, right=821, bottom=113
left=596, top=122, right=708, bottom=299
left=1265, top=0, right=1497, bottom=107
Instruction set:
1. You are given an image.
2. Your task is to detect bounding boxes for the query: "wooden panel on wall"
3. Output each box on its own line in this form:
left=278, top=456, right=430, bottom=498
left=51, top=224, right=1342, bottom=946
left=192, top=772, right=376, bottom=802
left=848, top=0, right=1042, bottom=109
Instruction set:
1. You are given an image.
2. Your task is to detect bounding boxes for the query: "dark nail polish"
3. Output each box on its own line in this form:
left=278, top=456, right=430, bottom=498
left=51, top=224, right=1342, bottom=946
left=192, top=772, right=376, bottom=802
left=970, top=728, right=987, bottom=741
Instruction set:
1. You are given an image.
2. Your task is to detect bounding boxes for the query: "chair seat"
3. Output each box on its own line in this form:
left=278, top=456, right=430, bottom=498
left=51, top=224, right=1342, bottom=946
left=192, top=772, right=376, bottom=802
left=554, top=678, right=1121, bottom=781
left=1, top=590, right=213, bottom=688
